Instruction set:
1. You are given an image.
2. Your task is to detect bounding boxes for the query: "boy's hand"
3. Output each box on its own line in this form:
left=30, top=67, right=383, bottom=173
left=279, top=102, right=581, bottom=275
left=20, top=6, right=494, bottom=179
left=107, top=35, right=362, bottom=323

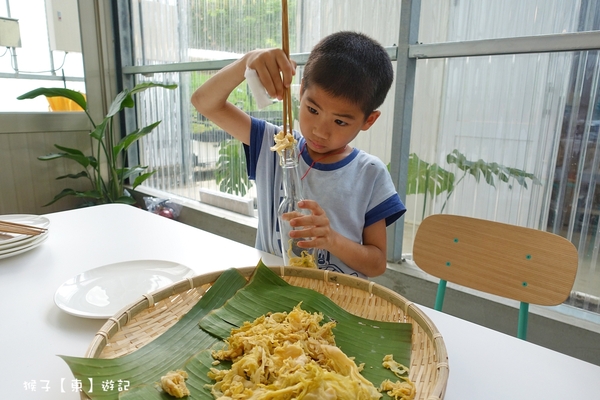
left=286, top=199, right=388, bottom=277
left=287, top=200, right=333, bottom=250
left=246, top=49, right=296, bottom=102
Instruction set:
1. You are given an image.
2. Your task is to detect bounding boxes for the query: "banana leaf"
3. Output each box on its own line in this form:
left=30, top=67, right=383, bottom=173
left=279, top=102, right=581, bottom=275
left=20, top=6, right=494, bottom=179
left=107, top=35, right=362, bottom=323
left=61, top=263, right=413, bottom=399
left=200, top=262, right=413, bottom=388
left=118, top=351, right=231, bottom=399
left=60, top=268, right=248, bottom=399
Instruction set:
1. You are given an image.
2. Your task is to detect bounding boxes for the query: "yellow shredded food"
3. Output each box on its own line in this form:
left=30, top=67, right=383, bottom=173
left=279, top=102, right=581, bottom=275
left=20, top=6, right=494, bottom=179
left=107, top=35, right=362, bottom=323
left=286, top=239, right=317, bottom=268
left=379, top=355, right=416, bottom=400
left=270, top=130, right=296, bottom=156
left=207, top=303, right=382, bottom=399
left=160, top=369, right=190, bottom=398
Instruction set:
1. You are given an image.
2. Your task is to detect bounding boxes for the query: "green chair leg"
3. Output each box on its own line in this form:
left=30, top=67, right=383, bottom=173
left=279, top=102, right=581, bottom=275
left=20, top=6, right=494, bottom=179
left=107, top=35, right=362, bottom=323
left=517, top=302, right=529, bottom=340
left=434, top=279, right=447, bottom=311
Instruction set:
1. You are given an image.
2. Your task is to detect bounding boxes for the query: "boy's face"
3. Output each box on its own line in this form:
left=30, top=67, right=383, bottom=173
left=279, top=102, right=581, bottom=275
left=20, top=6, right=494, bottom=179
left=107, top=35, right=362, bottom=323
left=298, top=83, right=380, bottom=161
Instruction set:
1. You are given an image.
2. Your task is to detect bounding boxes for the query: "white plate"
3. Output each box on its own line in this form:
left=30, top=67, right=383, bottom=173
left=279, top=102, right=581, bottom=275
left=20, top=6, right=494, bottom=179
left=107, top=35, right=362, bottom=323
left=54, top=260, right=195, bottom=319
left=0, top=214, right=50, bottom=250
left=0, top=214, right=50, bottom=248
left=0, top=230, right=48, bottom=254
left=0, top=232, right=39, bottom=251
left=0, top=231, right=49, bottom=260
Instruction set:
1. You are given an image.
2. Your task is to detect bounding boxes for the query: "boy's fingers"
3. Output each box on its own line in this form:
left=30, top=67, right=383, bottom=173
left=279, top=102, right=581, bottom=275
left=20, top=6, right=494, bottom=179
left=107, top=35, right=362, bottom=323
left=297, top=199, right=322, bottom=213
left=248, top=49, right=295, bottom=101
left=277, top=54, right=296, bottom=88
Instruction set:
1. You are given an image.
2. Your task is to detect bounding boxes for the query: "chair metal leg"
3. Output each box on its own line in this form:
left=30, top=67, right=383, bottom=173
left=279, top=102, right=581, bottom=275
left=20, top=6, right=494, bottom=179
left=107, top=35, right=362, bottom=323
left=517, top=302, right=529, bottom=340
left=435, top=279, right=447, bottom=311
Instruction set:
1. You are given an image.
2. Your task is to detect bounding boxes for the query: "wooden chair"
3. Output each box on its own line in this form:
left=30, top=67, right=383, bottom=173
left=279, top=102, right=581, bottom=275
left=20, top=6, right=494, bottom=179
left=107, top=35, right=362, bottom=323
left=413, top=214, right=578, bottom=340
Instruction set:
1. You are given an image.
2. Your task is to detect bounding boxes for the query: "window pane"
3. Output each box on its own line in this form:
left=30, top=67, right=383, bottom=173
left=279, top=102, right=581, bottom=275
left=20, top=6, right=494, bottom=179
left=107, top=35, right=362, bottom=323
left=131, top=0, right=401, bottom=213
left=420, top=0, right=591, bottom=43
left=410, top=1, right=600, bottom=308
left=0, top=0, right=85, bottom=112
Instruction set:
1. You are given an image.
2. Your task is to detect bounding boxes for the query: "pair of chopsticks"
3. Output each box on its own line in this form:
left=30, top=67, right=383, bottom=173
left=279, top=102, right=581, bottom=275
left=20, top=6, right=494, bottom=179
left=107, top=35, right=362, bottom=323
left=0, top=220, right=47, bottom=236
left=281, top=0, right=293, bottom=136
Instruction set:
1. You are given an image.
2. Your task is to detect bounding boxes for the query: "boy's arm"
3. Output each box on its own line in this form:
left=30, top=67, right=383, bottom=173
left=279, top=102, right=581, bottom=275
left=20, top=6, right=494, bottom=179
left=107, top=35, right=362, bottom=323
left=290, top=201, right=388, bottom=277
left=191, top=49, right=295, bottom=145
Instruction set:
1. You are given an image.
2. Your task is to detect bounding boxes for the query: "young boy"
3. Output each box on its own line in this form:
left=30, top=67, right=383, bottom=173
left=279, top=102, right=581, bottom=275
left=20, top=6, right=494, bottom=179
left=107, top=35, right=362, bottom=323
left=191, top=31, right=405, bottom=278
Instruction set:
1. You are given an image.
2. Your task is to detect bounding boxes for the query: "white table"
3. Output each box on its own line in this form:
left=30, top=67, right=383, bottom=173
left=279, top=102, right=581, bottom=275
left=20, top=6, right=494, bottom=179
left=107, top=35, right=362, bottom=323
left=1, top=204, right=599, bottom=399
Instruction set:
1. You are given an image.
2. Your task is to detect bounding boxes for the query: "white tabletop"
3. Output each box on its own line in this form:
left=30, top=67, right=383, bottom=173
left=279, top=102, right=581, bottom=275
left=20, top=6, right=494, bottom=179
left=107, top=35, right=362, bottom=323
left=1, top=204, right=599, bottom=399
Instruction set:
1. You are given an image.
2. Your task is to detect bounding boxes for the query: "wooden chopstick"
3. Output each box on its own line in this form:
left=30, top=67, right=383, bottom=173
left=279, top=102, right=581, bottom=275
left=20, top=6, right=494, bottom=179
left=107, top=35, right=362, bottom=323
left=281, top=0, right=293, bottom=136
left=0, top=220, right=47, bottom=236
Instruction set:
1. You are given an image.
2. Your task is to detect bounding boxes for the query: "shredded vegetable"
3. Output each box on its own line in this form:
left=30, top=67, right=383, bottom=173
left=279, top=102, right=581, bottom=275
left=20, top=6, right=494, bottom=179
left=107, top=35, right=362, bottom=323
left=207, top=303, right=382, bottom=399
left=205, top=303, right=417, bottom=400
left=160, top=369, right=190, bottom=398
left=287, top=239, right=317, bottom=268
left=270, top=130, right=296, bottom=157
left=379, top=355, right=416, bottom=400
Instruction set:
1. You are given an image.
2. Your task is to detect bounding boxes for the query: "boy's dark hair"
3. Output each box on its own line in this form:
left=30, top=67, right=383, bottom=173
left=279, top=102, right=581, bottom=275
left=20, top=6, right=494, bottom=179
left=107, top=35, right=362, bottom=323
left=301, top=31, right=394, bottom=118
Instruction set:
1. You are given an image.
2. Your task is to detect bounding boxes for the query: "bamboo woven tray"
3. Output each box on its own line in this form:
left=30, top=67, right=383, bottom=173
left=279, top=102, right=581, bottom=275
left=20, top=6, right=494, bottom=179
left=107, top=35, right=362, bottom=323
left=83, top=266, right=449, bottom=399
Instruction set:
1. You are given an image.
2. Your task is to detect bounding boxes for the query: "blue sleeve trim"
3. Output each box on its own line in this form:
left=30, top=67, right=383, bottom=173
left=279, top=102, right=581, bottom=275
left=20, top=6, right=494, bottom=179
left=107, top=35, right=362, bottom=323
left=365, top=195, right=407, bottom=227
left=245, top=117, right=266, bottom=180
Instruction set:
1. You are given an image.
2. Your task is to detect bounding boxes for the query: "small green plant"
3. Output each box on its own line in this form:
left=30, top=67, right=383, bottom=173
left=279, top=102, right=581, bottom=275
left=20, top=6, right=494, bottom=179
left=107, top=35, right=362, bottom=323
left=406, top=153, right=455, bottom=218
left=18, top=82, right=177, bottom=206
left=214, top=139, right=252, bottom=196
left=442, top=149, right=540, bottom=212
left=398, top=149, right=540, bottom=216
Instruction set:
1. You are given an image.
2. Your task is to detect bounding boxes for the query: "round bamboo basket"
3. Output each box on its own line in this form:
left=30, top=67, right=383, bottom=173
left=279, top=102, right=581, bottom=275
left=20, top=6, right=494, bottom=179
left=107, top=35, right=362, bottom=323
left=83, top=266, right=449, bottom=400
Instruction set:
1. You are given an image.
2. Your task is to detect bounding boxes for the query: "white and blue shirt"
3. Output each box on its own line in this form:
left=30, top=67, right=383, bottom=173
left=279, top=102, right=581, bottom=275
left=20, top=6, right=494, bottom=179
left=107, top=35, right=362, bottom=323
left=244, top=117, right=406, bottom=278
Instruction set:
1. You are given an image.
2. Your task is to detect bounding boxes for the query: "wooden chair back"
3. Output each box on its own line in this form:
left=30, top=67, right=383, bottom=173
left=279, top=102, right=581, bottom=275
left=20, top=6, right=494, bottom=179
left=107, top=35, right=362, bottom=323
left=413, top=214, right=578, bottom=339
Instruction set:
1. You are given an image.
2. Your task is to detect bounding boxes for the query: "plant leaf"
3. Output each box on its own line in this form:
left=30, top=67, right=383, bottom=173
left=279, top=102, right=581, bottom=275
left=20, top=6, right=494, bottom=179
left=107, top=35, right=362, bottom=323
left=42, top=189, right=101, bottom=207
left=132, top=171, right=156, bottom=189
left=17, top=87, right=87, bottom=110
left=406, top=153, right=455, bottom=197
left=38, top=153, right=67, bottom=161
left=60, top=264, right=413, bottom=400
left=56, top=171, right=89, bottom=180
left=60, top=268, right=248, bottom=399
left=117, top=166, right=147, bottom=181
left=42, top=188, right=78, bottom=206
left=54, top=144, right=85, bottom=156
left=114, top=196, right=138, bottom=205
left=129, top=82, right=178, bottom=97
left=214, top=139, right=251, bottom=196
left=199, top=263, right=413, bottom=392
left=113, top=121, right=162, bottom=160
left=107, top=83, right=177, bottom=118
left=39, top=145, right=92, bottom=167
left=90, top=118, right=110, bottom=141
left=118, top=351, right=229, bottom=400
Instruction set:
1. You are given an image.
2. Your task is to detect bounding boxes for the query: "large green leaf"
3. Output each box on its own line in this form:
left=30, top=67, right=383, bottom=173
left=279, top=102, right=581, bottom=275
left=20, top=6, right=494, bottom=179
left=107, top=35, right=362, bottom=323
left=112, top=122, right=162, bottom=160
left=446, top=149, right=539, bottom=189
left=16, top=87, right=87, bottom=110
left=60, top=268, right=248, bottom=399
left=39, top=145, right=96, bottom=168
left=56, top=171, right=89, bottom=180
left=118, top=351, right=230, bottom=399
left=200, top=263, right=413, bottom=394
left=42, top=189, right=103, bottom=207
left=132, top=171, right=156, bottom=189
left=106, top=83, right=178, bottom=118
left=215, top=139, right=252, bottom=196
left=406, top=153, right=455, bottom=197
left=61, top=264, right=412, bottom=400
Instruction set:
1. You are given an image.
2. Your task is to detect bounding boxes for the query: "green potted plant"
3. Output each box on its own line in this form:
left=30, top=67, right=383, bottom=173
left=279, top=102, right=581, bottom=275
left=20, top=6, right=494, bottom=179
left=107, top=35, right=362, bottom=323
left=215, top=138, right=252, bottom=196
left=17, top=82, right=177, bottom=206
left=441, top=149, right=540, bottom=212
left=398, top=149, right=540, bottom=217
